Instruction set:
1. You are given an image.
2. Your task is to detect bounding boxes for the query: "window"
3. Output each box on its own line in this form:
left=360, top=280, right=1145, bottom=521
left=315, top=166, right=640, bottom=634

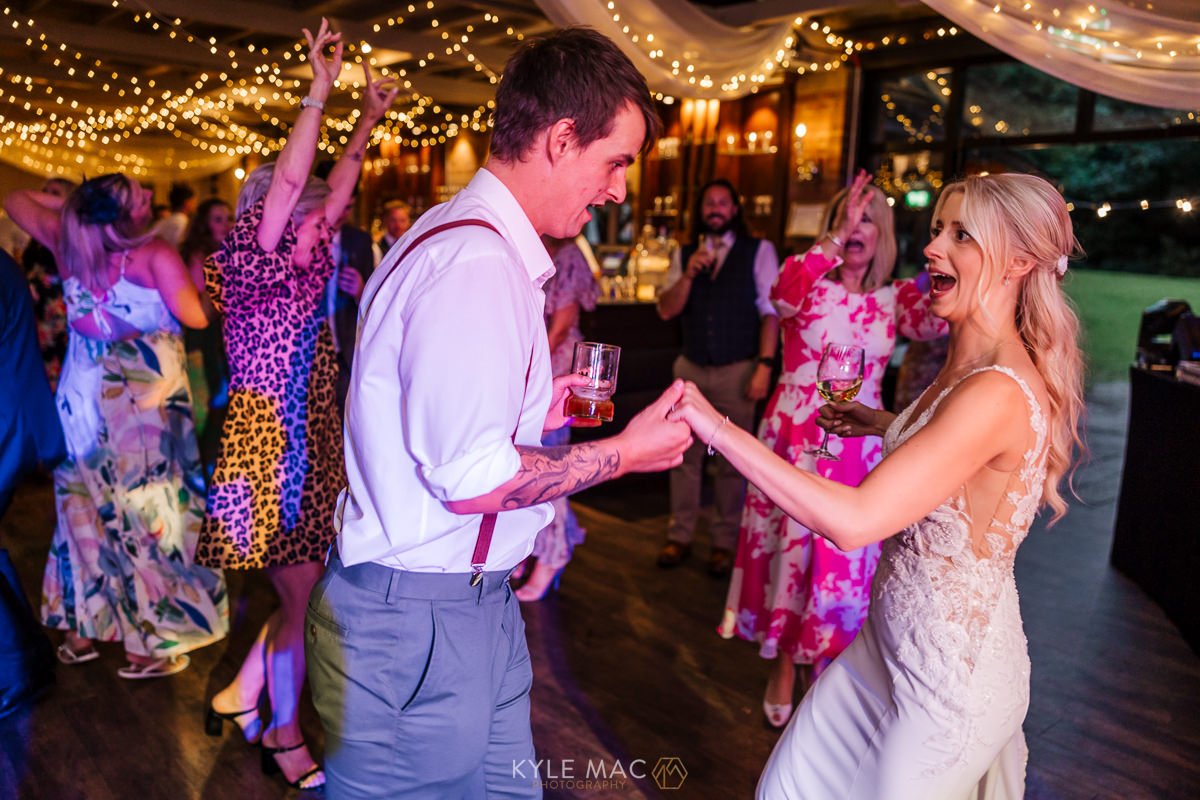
left=961, top=62, right=1077, bottom=138
left=862, top=57, right=1200, bottom=276
left=966, top=140, right=1200, bottom=274
left=1093, top=95, right=1200, bottom=133
left=869, top=68, right=950, bottom=149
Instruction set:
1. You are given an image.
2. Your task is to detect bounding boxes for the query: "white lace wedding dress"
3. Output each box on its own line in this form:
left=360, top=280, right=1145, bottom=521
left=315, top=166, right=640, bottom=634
left=758, top=366, right=1047, bottom=799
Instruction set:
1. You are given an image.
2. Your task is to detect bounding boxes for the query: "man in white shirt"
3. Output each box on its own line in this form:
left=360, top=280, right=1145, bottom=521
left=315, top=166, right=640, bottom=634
left=306, top=28, right=693, bottom=799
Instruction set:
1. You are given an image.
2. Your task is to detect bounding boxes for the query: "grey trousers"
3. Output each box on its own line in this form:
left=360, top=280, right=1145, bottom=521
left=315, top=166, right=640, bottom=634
left=306, top=554, right=539, bottom=799
left=667, top=355, right=757, bottom=551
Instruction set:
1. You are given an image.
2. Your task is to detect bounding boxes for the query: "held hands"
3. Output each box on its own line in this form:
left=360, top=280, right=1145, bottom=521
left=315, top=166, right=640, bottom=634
left=360, top=63, right=400, bottom=124
left=303, top=18, right=343, bottom=97
left=830, top=169, right=875, bottom=245
left=816, top=400, right=881, bottom=439
left=666, top=381, right=726, bottom=448
left=613, top=380, right=693, bottom=472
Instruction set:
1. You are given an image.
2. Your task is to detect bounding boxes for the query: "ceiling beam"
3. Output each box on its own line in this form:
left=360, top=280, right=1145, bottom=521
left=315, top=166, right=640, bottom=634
left=63, top=0, right=518, bottom=68
left=395, top=74, right=495, bottom=107
left=0, top=18, right=231, bottom=69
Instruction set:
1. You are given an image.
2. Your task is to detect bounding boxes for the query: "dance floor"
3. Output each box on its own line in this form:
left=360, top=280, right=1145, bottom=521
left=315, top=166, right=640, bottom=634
left=1, top=380, right=1197, bottom=799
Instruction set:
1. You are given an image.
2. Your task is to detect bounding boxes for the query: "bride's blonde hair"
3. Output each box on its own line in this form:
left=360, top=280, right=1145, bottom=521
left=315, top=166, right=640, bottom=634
left=937, top=173, right=1086, bottom=522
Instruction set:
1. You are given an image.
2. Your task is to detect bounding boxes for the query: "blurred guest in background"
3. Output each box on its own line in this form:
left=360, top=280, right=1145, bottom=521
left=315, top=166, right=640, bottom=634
left=314, top=160, right=374, bottom=411
left=153, top=182, right=196, bottom=247
left=20, top=178, right=76, bottom=391
left=373, top=198, right=412, bottom=262
left=894, top=335, right=950, bottom=411
left=180, top=198, right=234, bottom=470
left=5, top=172, right=227, bottom=680
left=656, top=178, right=780, bottom=577
left=0, top=249, right=64, bottom=719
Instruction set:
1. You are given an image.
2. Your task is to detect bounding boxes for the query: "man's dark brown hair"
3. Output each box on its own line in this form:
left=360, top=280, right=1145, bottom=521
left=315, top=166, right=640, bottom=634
left=490, top=27, right=661, bottom=163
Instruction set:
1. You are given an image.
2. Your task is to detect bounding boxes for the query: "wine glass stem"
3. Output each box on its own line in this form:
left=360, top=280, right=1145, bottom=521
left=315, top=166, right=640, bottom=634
left=817, top=429, right=831, bottom=453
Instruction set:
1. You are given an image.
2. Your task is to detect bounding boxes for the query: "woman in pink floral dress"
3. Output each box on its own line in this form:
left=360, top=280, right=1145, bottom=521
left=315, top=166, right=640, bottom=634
left=718, top=171, right=947, bottom=727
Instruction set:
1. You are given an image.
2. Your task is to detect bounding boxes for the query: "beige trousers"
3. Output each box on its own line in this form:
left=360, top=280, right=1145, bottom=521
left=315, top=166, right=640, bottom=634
left=667, top=355, right=757, bottom=551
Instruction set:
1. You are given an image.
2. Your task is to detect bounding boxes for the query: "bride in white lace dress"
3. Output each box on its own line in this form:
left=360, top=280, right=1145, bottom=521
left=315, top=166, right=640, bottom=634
left=670, top=173, right=1085, bottom=799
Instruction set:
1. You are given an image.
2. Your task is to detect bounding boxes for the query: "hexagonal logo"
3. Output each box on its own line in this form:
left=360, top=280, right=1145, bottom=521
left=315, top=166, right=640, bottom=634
left=652, top=757, right=687, bottom=790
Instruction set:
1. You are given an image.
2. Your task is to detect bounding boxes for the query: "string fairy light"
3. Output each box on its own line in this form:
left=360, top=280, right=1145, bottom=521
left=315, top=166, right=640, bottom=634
left=0, top=0, right=509, bottom=177
left=1067, top=196, right=1197, bottom=216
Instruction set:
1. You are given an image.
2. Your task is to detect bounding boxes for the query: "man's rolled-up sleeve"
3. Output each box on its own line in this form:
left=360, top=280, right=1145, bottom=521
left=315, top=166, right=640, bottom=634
left=400, top=250, right=533, bottom=503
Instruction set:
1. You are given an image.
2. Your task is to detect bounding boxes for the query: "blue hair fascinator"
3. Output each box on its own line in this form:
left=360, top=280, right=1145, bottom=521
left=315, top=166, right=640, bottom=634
left=77, top=179, right=122, bottom=226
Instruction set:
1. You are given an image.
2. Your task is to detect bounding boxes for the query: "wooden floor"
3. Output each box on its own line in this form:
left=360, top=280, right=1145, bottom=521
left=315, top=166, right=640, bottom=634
left=1, top=380, right=1197, bottom=799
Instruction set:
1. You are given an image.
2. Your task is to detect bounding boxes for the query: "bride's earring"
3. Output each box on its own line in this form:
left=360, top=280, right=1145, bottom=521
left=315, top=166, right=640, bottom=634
left=1002, top=274, right=1010, bottom=287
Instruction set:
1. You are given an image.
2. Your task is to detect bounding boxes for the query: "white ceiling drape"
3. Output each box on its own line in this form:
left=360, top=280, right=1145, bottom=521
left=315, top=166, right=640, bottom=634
left=536, top=0, right=1200, bottom=108
left=910, top=1, right=1199, bottom=109
left=533, top=0, right=795, bottom=99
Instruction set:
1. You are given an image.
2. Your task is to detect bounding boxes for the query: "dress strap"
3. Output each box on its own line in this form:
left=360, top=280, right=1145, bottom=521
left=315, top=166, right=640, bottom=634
left=891, top=364, right=1044, bottom=450
left=118, top=250, right=130, bottom=279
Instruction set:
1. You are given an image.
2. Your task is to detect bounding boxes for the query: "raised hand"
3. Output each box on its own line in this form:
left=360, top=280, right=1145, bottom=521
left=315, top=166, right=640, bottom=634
left=302, top=18, right=343, bottom=94
left=831, top=169, right=875, bottom=243
left=360, top=63, right=400, bottom=124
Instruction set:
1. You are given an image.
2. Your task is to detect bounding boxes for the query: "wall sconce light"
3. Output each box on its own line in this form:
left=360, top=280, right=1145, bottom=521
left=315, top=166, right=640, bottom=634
left=793, top=122, right=819, bottom=182
left=722, top=130, right=778, bottom=154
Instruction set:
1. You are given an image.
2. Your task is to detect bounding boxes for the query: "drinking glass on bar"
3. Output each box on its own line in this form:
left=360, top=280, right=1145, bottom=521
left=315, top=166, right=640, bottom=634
left=565, top=342, right=620, bottom=427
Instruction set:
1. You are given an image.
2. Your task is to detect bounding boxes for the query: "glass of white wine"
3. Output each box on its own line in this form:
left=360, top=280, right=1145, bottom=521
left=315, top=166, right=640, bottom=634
left=807, top=343, right=865, bottom=461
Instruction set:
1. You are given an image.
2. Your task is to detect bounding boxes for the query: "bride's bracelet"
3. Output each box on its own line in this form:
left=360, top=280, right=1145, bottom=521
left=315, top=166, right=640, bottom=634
left=707, top=415, right=730, bottom=456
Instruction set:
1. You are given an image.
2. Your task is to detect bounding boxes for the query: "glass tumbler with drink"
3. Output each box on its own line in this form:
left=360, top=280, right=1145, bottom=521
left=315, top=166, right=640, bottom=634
left=565, top=342, right=620, bottom=427
left=807, top=342, right=865, bottom=461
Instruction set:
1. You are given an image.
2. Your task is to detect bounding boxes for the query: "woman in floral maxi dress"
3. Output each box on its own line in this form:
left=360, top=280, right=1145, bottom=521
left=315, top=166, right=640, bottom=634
left=719, top=172, right=946, bottom=726
left=5, top=174, right=228, bottom=678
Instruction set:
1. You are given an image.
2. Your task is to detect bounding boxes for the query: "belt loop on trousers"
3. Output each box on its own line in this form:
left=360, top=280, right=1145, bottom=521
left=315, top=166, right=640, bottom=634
left=383, top=572, right=400, bottom=606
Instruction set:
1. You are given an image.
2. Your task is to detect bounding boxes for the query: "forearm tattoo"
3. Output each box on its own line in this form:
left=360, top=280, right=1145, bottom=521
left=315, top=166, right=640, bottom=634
left=501, top=444, right=621, bottom=509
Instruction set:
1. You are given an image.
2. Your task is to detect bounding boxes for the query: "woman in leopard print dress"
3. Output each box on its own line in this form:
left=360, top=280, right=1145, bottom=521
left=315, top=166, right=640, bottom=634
left=195, top=20, right=399, bottom=791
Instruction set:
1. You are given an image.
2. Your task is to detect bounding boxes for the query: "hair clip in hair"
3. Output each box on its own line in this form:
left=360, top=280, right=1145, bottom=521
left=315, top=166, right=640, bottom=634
left=77, top=179, right=121, bottom=226
left=1055, top=255, right=1068, bottom=276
